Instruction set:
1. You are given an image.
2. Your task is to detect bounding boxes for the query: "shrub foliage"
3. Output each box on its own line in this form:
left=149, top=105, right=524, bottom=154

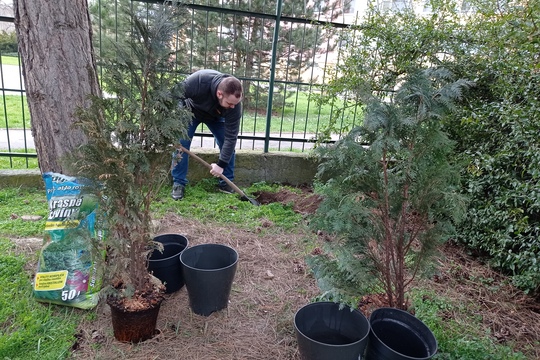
left=445, top=1, right=540, bottom=293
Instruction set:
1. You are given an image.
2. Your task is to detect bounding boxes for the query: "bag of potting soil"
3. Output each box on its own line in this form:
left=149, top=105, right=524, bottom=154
left=33, top=172, right=106, bottom=310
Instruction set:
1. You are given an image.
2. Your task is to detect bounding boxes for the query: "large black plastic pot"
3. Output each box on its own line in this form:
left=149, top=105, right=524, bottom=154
left=180, top=243, right=238, bottom=316
left=365, top=307, right=437, bottom=360
left=148, top=234, right=189, bottom=293
left=294, top=301, right=370, bottom=360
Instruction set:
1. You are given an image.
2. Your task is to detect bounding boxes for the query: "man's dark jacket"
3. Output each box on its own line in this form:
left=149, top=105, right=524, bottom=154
left=181, top=69, right=241, bottom=169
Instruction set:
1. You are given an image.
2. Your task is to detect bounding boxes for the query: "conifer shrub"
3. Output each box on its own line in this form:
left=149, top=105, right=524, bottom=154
left=309, top=69, right=472, bottom=309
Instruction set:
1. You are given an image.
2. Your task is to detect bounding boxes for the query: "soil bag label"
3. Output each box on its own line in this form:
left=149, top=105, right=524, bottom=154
left=33, top=172, right=105, bottom=309
left=34, top=270, right=68, bottom=291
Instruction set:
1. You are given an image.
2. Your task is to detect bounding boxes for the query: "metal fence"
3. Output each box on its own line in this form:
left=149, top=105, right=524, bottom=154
left=1, top=0, right=362, bottom=168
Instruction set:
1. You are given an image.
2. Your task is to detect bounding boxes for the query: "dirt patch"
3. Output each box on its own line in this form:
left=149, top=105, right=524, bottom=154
left=255, top=187, right=323, bottom=215
left=11, top=237, right=42, bottom=274
left=63, top=221, right=538, bottom=360
left=426, top=241, right=540, bottom=355
left=354, top=241, right=540, bottom=357
left=11, top=237, right=42, bottom=253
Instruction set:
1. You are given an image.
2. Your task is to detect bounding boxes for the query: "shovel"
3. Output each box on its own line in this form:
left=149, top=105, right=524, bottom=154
left=177, top=145, right=260, bottom=206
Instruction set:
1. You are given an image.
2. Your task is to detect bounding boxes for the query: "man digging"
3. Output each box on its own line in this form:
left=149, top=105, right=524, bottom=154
left=171, top=69, right=243, bottom=200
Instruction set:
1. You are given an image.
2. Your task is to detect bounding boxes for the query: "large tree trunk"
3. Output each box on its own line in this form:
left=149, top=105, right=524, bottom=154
left=14, top=0, right=100, bottom=174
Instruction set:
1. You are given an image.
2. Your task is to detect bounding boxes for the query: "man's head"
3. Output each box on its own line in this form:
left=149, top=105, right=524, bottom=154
left=217, top=77, right=243, bottom=109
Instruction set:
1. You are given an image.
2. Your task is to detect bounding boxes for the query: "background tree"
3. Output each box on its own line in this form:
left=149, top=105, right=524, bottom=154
left=316, top=4, right=466, bottom=140
left=0, top=31, right=17, bottom=54
left=14, top=0, right=100, bottom=174
left=181, top=0, right=345, bottom=110
left=89, top=0, right=149, bottom=65
left=90, top=0, right=346, bottom=111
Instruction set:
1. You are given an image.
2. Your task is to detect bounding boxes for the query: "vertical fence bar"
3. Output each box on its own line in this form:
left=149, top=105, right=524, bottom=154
left=0, top=53, right=12, bottom=167
left=204, top=11, right=210, bottom=68
left=238, top=12, right=248, bottom=150
left=315, top=8, right=335, bottom=142
left=217, top=11, right=223, bottom=71
left=253, top=17, right=266, bottom=146
left=306, top=10, right=325, bottom=148
left=291, top=21, right=309, bottom=151
left=17, top=54, right=30, bottom=168
left=189, top=7, right=195, bottom=71
left=277, top=21, right=293, bottom=151
left=264, top=0, right=283, bottom=153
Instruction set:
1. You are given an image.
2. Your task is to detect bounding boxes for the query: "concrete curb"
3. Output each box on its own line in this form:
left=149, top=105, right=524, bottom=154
left=0, top=169, right=43, bottom=188
left=0, top=150, right=319, bottom=188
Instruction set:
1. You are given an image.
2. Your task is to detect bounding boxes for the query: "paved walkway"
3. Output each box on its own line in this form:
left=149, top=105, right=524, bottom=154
left=1, top=64, right=25, bottom=96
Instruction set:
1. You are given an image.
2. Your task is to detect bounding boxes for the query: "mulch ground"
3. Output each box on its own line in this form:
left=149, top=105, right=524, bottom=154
left=69, top=212, right=320, bottom=360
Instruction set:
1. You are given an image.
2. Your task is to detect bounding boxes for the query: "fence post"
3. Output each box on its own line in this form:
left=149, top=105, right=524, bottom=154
left=264, top=0, right=283, bottom=153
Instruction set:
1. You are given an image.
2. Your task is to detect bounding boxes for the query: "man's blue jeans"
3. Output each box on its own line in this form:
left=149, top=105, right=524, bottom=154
left=171, top=117, right=235, bottom=187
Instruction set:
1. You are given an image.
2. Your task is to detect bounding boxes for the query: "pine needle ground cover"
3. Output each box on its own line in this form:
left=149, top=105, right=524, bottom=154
left=0, top=184, right=538, bottom=359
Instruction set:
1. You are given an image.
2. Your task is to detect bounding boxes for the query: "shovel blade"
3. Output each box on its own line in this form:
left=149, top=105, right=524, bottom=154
left=240, top=195, right=260, bottom=206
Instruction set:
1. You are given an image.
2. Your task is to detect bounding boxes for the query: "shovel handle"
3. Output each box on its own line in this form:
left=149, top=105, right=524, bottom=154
left=177, top=145, right=246, bottom=196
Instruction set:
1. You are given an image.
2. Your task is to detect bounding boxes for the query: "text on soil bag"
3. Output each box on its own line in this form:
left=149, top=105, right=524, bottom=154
left=34, top=270, right=68, bottom=291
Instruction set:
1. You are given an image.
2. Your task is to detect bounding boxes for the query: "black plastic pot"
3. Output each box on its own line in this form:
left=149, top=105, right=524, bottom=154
left=294, top=301, right=370, bottom=360
left=108, top=297, right=162, bottom=343
left=180, top=243, right=238, bottom=316
left=365, top=307, right=437, bottom=360
left=148, top=234, right=189, bottom=293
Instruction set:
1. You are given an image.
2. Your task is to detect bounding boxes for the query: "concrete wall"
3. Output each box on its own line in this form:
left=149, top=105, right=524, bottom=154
left=0, top=150, right=320, bottom=188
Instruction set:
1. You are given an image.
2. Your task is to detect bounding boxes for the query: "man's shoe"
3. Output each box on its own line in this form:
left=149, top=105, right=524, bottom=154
left=218, top=183, right=235, bottom=194
left=171, top=184, right=185, bottom=200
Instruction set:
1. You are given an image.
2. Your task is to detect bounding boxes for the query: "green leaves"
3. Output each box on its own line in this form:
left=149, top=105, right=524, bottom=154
left=448, top=1, right=540, bottom=294
left=313, top=0, right=540, bottom=296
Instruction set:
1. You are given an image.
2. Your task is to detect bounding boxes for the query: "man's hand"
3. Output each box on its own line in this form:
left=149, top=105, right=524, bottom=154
left=210, top=163, right=224, bottom=177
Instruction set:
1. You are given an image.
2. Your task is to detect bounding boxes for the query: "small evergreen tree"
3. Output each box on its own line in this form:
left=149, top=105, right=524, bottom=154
left=309, top=68, right=471, bottom=309
left=65, top=2, right=192, bottom=305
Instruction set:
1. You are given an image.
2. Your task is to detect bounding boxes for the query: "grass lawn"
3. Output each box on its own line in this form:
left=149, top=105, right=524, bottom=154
left=0, top=238, right=84, bottom=360
left=239, top=90, right=361, bottom=135
left=0, top=152, right=38, bottom=169
left=0, top=240, right=83, bottom=360
left=1, top=55, right=20, bottom=66
left=1, top=95, right=30, bottom=129
left=0, top=65, right=362, bottom=136
left=1, top=90, right=359, bottom=136
left=0, top=187, right=83, bottom=360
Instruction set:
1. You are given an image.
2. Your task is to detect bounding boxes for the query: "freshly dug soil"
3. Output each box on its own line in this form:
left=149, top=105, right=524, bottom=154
left=255, top=187, right=323, bottom=215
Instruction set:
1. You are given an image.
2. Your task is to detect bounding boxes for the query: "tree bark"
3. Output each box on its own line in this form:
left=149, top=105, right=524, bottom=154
left=14, top=0, right=100, bottom=174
